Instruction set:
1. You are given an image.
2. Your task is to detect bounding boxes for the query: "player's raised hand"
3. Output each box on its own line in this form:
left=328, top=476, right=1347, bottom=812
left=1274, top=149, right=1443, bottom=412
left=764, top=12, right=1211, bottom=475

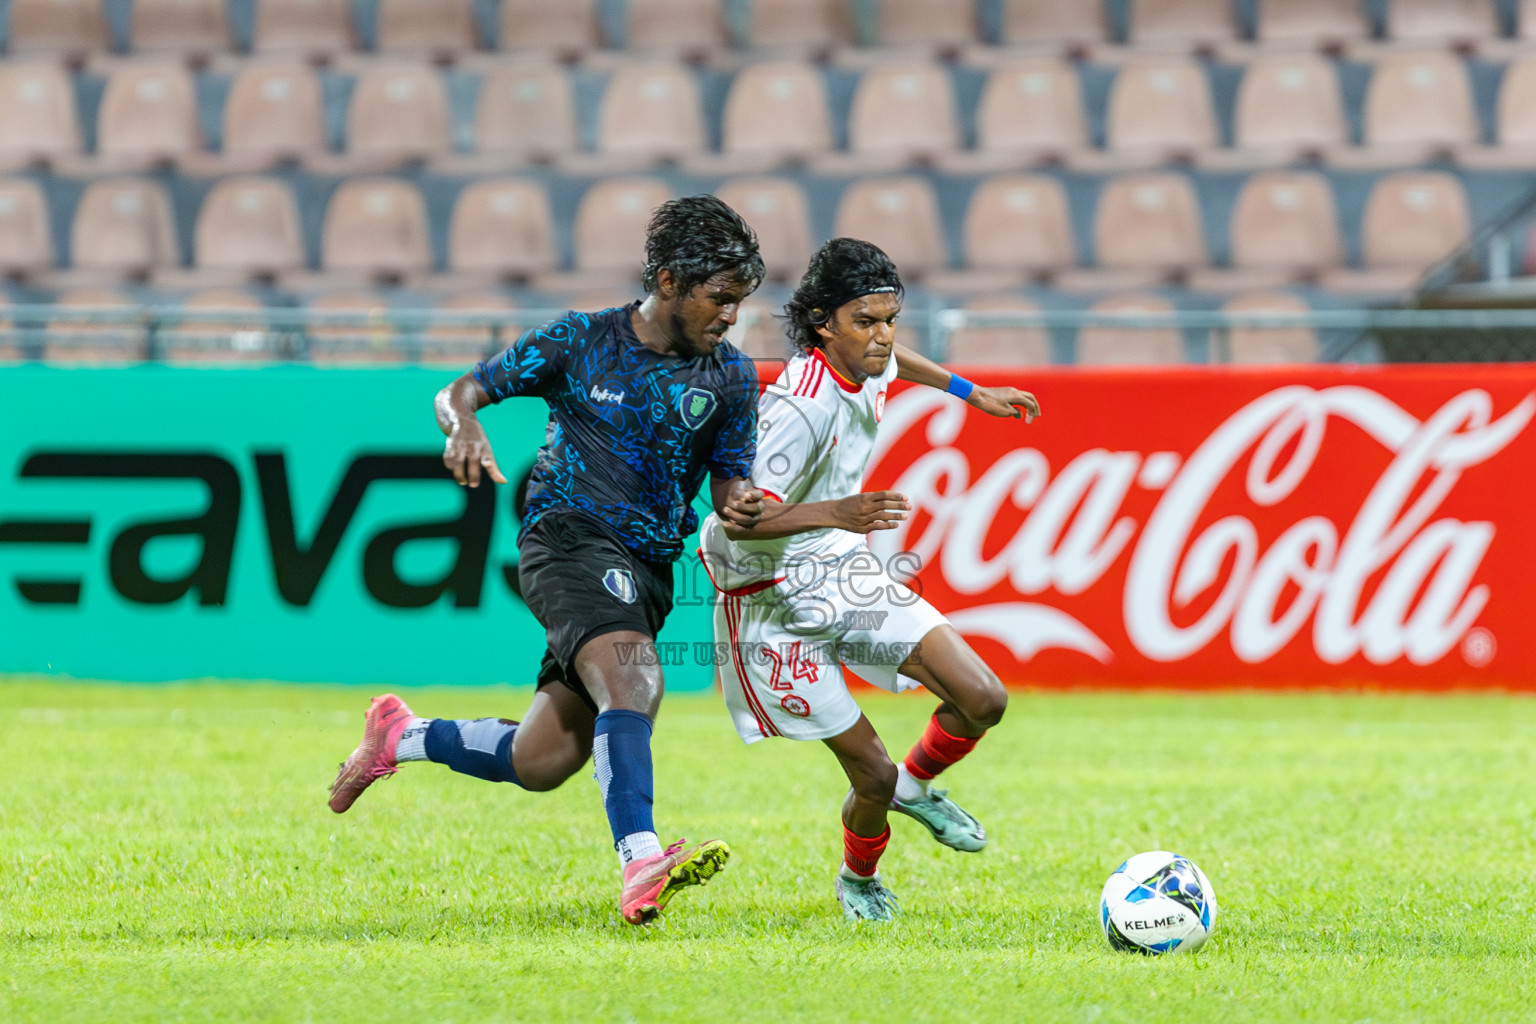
left=443, top=419, right=507, bottom=488
left=968, top=386, right=1041, bottom=423
left=832, top=491, right=910, bottom=533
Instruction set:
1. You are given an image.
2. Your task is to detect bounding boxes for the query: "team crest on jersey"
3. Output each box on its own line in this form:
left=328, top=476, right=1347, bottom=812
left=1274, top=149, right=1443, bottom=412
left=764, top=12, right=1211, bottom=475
left=602, top=568, right=637, bottom=604
left=678, top=387, right=717, bottom=430
left=780, top=694, right=811, bottom=718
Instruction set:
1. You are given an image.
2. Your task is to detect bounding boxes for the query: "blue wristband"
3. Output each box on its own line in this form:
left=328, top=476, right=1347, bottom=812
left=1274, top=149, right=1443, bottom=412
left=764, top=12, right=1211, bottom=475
left=946, top=374, right=975, bottom=400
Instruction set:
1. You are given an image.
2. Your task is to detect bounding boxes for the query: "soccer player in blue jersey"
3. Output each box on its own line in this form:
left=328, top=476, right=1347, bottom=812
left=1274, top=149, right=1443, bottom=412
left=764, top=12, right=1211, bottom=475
left=327, top=195, right=768, bottom=926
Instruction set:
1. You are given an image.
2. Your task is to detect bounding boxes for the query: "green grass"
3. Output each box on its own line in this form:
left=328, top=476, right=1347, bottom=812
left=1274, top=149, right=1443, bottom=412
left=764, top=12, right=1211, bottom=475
left=4, top=679, right=1536, bottom=1023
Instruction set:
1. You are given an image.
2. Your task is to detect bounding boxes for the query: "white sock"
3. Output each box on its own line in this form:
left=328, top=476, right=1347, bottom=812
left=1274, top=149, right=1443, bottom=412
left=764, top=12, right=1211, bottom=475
left=616, top=831, right=663, bottom=869
left=839, top=863, right=878, bottom=882
left=394, top=717, right=432, bottom=762
left=894, top=763, right=929, bottom=804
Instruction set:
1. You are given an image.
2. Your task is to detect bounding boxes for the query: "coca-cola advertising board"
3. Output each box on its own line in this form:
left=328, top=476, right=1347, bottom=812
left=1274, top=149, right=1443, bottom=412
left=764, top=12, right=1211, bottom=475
left=863, top=366, right=1536, bottom=690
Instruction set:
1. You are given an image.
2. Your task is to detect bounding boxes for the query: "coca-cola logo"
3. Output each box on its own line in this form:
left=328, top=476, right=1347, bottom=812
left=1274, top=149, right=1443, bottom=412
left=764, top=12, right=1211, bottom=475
left=868, top=385, right=1535, bottom=670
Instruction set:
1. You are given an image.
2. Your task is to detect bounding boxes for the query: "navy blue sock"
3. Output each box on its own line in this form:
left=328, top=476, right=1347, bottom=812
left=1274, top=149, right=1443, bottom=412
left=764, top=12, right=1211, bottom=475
left=593, top=710, right=655, bottom=845
left=422, top=718, right=522, bottom=786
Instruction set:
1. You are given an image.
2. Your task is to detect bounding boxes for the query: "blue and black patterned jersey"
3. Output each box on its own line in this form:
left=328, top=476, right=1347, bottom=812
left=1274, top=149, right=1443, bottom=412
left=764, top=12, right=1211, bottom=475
left=473, top=303, right=758, bottom=564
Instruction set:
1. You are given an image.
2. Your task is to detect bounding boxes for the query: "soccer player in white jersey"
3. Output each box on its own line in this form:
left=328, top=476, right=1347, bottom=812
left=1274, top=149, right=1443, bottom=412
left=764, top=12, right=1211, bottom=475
left=697, top=238, right=1041, bottom=921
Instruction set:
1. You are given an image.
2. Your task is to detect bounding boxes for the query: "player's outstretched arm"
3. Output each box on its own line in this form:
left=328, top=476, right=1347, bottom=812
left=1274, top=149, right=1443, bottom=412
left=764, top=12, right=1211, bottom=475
left=893, top=343, right=1040, bottom=423
left=721, top=490, right=910, bottom=541
left=436, top=373, right=507, bottom=488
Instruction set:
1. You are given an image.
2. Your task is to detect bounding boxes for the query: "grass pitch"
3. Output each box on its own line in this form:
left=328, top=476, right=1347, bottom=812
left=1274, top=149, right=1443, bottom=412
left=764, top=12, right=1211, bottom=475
left=4, top=679, right=1536, bottom=1024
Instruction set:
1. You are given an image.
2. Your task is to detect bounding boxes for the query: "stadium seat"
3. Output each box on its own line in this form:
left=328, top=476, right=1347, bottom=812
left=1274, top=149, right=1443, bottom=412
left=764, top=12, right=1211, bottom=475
left=624, top=0, right=727, bottom=53
left=95, top=63, right=202, bottom=167
left=1211, top=291, right=1319, bottom=364
left=47, top=288, right=145, bottom=362
left=1092, top=173, right=1207, bottom=274
left=252, top=0, right=355, bottom=56
left=305, top=290, right=406, bottom=363
left=445, top=178, right=558, bottom=280
left=1076, top=292, right=1184, bottom=365
left=948, top=58, right=1087, bottom=169
left=1105, top=55, right=1218, bottom=160
left=1193, top=171, right=1342, bottom=290
left=747, top=0, right=855, bottom=50
left=1357, top=51, right=1477, bottom=160
left=423, top=289, right=520, bottom=362
left=320, top=178, right=432, bottom=277
left=0, top=62, right=82, bottom=167
left=1254, top=0, right=1368, bottom=45
left=0, top=178, right=56, bottom=274
left=1000, top=0, right=1108, bottom=47
left=594, top=63, right=705, bottom=163
left=1127, top=0, right=1236, bottom=47
left=832, top=176, right=947, bottom=278
left=1224, top=52, right=1347, bottom=163
left=193, top=176, right=306, bottom=276
left=959, top=174, right=1076, bottom=282
left=571, top=177, right=672, bottom=277
left=719, top=61, right=834, bottom=164
left=68, top=178, right=180, bottom=275
left=840, top=62, right=959, bottom=166
left=220, top=63, right=326, bottom=165
left=375, top=0, right=479, bottom=55
left=470, top=62, right=578, bottom=162
left=498, top=0, right=600, bottom=54
left=130, top=0, right=231, bottom=54
left=8, top=0, right=110, bottom=54
left=713, top=177, right=813, bottom=282
left=944, top=294, right=1052, bottom=366
left=1521, top=0, right=1536, bottom=38
left=345, top=64, right=452, bottom=164
left=162, top=289, right=273, bottom=363
left=725, top=297, right=786, bottom=359
left=1386, top=0, right=1498, bottom=42
left=1322, top=171, right=1471, bottom=292
left=874, top=0, right=977, bottom=48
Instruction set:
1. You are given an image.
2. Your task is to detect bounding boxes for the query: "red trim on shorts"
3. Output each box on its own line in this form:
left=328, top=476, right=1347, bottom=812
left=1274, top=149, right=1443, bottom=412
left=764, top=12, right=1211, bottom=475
left=811, top=347, right=862, bottom=394
left=726, top=596, right=779, bottom=738
left=697, top=545, right=784, bottom=597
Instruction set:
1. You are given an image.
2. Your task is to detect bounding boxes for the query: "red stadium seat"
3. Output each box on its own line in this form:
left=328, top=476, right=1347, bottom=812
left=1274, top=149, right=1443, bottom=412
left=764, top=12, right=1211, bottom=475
left=720, top=61, right=833, bottom=163
left=320, top=178, right=432, bottom=276
left=96, top=62, right=201, bottom=166
left=130, top=0, right=231, bottom=54
left=1077, top=292, right=1184, bottom=365
left=498, top=0, right=600, bottom=54
left=9, top=0, right=110, bottom=54
left=1001, top=0, right=1107, bottom=47
left=346, top=64, right=452, bottom=163
left=833, top=176, right=947, bottom=278
left=713, top=177, right=813, bottom=283
left=252, top=0, right=355, bottom=56
left=375, top=0, right=478, bottom=55
left=0, top=177, right=55, bottom=274
left=446, top=178, right=558, bottom=279
left=0, top=61, right=82, bottom=167
left=473, top=63, right=578, bottom=160
left=194, top=176, right=306, bottom=275
left=221, top=63, right=326, bottom=164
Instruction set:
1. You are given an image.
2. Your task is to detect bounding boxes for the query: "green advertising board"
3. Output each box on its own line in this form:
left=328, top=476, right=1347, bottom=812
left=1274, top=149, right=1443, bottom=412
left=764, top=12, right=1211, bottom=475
left=0, top=365, right=720, bottom=689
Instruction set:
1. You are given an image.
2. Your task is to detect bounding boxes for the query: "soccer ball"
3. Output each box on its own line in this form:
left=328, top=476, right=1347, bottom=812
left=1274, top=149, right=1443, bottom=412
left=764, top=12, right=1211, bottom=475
left=1099, top=851, right=1217, bottom=955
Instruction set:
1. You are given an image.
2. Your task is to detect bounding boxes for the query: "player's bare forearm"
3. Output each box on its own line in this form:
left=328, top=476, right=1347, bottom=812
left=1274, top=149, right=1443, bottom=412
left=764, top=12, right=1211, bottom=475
left=894, top=344, right=1041, bottom=422
left=436, top=374, right=504, bottom=487
left=722, top=492, right=909, bottom=541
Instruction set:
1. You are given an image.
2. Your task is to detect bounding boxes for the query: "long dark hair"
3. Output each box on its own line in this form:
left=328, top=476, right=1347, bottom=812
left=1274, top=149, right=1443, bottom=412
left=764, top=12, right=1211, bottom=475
left=781, top=237, right=904, bottom=353
left=642, top=194, right=765, bottom=296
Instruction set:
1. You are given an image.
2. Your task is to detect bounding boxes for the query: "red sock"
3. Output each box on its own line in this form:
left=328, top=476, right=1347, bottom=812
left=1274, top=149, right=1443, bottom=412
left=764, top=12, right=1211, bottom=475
left=904, top=714, right=981, bottom=781
left=842, top=824, right=890, bottom=878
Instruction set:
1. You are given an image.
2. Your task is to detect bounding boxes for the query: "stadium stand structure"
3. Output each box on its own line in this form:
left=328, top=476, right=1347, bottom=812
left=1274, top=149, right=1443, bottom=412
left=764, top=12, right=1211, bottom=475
left=0, top=0, right=1530, bottom=366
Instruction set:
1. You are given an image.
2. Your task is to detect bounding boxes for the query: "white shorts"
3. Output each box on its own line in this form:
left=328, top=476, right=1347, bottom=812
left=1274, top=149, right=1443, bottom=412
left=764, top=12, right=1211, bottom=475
left=713, top=562, right=948, bottom=743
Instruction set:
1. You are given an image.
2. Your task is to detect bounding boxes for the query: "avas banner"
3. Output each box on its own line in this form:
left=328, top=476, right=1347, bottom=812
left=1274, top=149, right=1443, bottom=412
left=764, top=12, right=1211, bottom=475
left=0, top=365, right=721, bottom=688
left=864, top=365, right=1536, bottom=689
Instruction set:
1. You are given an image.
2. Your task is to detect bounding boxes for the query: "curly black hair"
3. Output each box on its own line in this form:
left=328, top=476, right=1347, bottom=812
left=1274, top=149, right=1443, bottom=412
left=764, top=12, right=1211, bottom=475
left=642, top=194, right=765, bottom=297
left=781, top=238, right=904, bottom=353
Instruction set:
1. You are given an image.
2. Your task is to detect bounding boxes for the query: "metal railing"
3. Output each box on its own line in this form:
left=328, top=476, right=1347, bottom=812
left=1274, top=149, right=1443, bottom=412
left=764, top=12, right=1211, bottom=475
left=1, top=303, right=1535, bottom=365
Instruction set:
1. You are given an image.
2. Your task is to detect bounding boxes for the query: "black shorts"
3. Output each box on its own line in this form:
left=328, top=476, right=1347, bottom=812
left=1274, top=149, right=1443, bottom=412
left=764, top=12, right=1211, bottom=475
left=518, top=509, right=674, bottom=713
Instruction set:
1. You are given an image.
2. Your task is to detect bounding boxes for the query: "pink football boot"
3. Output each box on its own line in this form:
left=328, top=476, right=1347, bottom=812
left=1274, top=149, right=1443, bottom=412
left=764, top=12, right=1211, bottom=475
left=619, top=839, right=731, bottom=925
left=328, top=694, right=415, bottom=813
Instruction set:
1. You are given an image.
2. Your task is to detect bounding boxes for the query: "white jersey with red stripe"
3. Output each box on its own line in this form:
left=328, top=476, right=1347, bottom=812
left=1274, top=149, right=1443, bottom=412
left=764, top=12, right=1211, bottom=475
left=698, top=345, right=898, bottom=591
